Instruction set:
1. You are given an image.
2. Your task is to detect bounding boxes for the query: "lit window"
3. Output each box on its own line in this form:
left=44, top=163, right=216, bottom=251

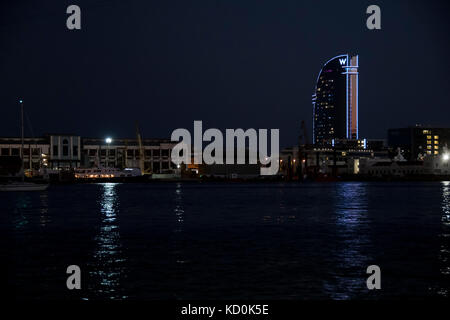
left=427, top=151, right=431, bottom=154
left=434, top=151, right=439, bottom=155
left=434, top=146, right=439, bottom=149
left=423, top=130, right=429, bottom=134
left=434, top=140, right=439, bottom=144
left=427, top=140, right=431, bottom=144
left=427, top=135, right=432, bottom=139
left=427, top=145, right=432, bottom=149
left=434, top=135, right=439, bottom=139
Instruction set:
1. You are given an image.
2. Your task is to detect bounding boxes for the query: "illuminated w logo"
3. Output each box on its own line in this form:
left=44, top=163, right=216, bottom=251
left=339, top=58, right=347, bottom=66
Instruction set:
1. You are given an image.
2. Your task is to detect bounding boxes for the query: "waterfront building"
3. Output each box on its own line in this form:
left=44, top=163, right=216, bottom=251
left=388, top=125, right=450, bottom=160
left=0, top=136, right=50, bottom=171
left=312, top=54, right=359, bottom=145
left=279, top=140, right=387, bottom=179
left=279, top=140, right=450, bottom=179
left=82, top=137, right=175, bottom=174
left=359, top=154, right=450, bottom=178
left=0, top=134, right=176, bottom=175
left=49, top=134, right=82, bottom=168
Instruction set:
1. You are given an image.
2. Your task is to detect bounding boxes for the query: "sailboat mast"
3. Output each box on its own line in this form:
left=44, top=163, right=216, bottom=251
left=20, top=99, right=25, bottom=182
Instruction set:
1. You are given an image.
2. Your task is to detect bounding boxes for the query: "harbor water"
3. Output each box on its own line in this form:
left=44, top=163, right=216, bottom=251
left=1, top=182, right=450, bottom=300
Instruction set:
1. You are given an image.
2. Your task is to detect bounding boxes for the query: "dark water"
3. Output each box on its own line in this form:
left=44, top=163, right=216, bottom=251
left=1, top=182, right=450, bottom=300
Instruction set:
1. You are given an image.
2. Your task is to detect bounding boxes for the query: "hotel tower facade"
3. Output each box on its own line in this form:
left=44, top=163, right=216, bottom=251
left=312, top=54, right=359, bottom=145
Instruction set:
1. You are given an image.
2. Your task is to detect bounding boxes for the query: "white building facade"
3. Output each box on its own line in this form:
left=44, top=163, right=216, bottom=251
left=0, top=134, right=176, bottom=174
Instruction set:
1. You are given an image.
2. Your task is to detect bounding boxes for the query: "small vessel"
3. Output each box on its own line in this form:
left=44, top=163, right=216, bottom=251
left=151, top=171, right=181, bottom=180
left=74, top=166, right=142, bottom=179
left=0, top=99, right=49, bottom=192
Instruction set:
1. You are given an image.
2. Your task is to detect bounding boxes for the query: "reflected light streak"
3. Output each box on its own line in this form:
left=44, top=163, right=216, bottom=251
left=173, top=183, right=189, bottom=268
left=39, top=191, right=49, bottom=227
left=437, top=181, right=450, bottom=297
left=323, top=183, right=370, bottom=300
left=13, top=195, right=31, bottom=229
left=174, top=183, right=185, bottom=230
left=87, top=183, right=127, bottom=300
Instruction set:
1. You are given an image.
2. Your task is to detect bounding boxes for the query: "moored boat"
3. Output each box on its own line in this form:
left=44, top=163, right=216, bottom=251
left=74, top=167, right=142, bottom=179
left=0, top=100, right=49, bottom=191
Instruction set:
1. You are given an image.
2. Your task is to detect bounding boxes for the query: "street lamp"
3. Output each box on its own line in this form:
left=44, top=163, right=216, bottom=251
left=105, top=137, right=112, bottom=144
left=443, top=153, right=450, bottom=162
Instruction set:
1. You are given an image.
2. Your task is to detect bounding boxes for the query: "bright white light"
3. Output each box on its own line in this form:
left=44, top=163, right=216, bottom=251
left=105, top=137, right=112, bottom=144
left=177, top=164, right=180, bottom=169
left=443, top=153, right=450, bottom=161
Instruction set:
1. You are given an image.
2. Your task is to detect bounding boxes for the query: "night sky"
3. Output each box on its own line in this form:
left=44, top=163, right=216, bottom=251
left=1, top=0, right=449, bottom=147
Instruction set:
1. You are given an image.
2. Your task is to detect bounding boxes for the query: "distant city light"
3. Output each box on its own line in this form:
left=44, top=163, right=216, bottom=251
left=19, top=100, right=23, bottom=103
left=105, top=137, right=112, bottom=144
left=443, top=153, right=450, bottom=161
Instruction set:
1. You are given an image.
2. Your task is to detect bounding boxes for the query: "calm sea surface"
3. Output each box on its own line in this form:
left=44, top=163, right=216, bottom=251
left=1, top=182, right=450, bottom=300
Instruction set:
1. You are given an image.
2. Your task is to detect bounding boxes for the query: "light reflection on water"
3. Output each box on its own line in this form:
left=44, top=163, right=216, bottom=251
left=173, top=183, right=188, bottom=267
left=13, top=194, right=31, bottom=229
left=86, top=183, right=127, bottom=300
left=12, top=191, right=50, bottom=229
left=174, top=183, right=185, bottom=232
left=39, top=192, right=49, bottom=227
left=324, top=183, right=371, bottom=299
left=438, top=181, right=450, bottom=297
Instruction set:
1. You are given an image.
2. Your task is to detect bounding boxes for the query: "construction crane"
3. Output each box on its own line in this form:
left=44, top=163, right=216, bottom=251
left=135, top=121, right=145, bottom=175
left=298, top=120, right=309, bottom=180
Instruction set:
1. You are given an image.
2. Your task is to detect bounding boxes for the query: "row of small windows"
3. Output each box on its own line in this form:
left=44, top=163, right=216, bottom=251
left=89, top=161, right=172, bottom=170
left=315, top=123, right=333, bottom=128
left=1, top=147, right=41, bottom=156
left=3, top=146, right=171, bottom=158
left=422, top=130, right=439, bottom=139
left=368, top=169, right=425, bottom=175
left=85, top=149, right=170, bottom=157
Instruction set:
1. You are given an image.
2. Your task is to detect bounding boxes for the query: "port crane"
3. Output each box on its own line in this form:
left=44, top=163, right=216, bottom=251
left=298, top=120, right=309, bottom=180
left=135, top=121, right=146, bottom=175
